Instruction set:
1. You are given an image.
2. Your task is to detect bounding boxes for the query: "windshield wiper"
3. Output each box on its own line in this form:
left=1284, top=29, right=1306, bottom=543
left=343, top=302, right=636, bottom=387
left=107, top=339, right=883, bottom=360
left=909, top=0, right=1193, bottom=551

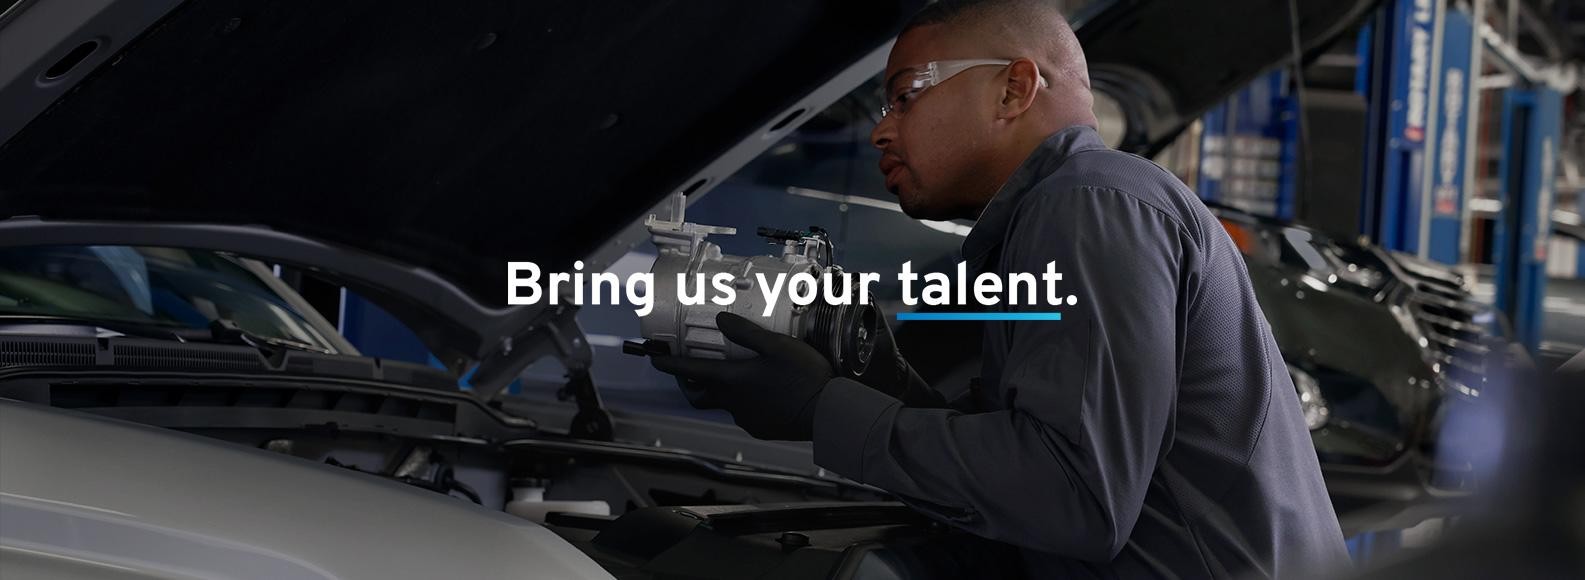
left=206, top=319, right=332, bottom=355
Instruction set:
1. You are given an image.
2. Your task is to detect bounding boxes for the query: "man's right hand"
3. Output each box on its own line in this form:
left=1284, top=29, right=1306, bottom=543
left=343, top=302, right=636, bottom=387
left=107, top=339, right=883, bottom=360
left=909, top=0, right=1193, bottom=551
left=857, top=307, right=949, bottom=408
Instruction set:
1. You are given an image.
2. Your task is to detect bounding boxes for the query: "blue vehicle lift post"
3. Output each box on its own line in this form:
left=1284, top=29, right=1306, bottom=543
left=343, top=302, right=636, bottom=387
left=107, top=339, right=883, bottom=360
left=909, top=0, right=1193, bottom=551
left=1359, top=0, right=1471, bottom=258
left=1492, top=87, right=1563, bottom=353
left=1195, top=71, right=1300, bottom=220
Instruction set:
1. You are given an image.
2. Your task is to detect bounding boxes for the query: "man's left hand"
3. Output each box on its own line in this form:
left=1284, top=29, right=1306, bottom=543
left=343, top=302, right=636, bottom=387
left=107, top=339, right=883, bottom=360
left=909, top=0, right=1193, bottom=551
left=651, top=312, right=834, bottom=441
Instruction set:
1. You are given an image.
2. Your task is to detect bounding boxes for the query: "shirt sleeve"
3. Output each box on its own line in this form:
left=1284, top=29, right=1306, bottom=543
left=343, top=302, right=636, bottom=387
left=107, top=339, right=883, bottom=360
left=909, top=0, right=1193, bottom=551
left=895, top=364, right=957, bottom=409
left=812, top=185, right=1190, bottom=561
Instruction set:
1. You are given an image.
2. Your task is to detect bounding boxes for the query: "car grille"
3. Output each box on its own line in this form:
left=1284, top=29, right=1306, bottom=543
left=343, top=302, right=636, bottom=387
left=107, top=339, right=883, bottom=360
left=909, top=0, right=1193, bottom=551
left=1398, top=263, right=1494, bottom=393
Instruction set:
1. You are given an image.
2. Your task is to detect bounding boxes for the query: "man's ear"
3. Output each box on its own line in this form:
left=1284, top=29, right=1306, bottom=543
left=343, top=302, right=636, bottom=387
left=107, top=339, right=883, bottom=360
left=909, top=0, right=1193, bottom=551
left=996, top=58, right=1043, bottom=120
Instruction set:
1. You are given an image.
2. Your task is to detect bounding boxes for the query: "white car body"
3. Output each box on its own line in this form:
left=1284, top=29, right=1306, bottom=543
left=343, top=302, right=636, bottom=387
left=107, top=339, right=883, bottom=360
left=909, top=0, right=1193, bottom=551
left=0, top=399, right=615, bottom=580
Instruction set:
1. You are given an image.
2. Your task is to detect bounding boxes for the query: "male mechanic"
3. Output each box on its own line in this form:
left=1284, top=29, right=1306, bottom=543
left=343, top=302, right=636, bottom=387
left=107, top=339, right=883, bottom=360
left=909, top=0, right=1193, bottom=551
left=653, top=0, right=1348, bottom=577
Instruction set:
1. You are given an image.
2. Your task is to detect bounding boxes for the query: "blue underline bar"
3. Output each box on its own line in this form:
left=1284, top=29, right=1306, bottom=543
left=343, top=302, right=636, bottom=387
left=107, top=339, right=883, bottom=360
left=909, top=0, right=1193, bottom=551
left=896, top=312, right=1063, bottom=321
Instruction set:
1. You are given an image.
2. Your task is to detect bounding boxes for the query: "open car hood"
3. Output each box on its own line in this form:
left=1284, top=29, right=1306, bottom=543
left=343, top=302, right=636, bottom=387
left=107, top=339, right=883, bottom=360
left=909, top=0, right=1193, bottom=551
left=0, top=0, right=1376, bottom=392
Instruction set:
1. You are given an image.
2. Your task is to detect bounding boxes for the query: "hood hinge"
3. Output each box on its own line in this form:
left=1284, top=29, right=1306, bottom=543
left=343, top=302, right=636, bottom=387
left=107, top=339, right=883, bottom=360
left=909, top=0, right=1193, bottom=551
left=471, top=304, right=613, bottom=441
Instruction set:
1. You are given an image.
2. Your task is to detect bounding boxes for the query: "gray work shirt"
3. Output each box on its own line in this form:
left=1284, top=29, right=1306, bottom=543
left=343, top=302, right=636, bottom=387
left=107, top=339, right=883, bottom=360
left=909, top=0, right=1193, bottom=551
left=812, top=126, right=1349, bottom=578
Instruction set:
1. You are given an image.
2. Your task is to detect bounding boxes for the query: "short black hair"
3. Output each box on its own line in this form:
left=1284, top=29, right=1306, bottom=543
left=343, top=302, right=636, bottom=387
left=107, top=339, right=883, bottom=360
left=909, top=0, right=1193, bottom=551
left=897, top=0, right=1090, bottom=91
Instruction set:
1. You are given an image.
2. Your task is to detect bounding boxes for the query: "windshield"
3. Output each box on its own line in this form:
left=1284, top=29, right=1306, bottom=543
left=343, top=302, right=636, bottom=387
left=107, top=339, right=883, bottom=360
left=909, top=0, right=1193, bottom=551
left=0, top=245, right=343, bottom=352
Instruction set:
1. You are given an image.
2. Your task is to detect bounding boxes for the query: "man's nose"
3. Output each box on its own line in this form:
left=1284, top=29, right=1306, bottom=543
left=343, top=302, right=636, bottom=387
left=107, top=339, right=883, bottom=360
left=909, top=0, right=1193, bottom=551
left=870, top=114, right=895, bottom=150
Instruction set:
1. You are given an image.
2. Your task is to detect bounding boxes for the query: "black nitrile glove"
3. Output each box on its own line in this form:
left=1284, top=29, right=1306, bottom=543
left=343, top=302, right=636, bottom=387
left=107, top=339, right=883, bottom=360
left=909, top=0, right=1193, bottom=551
left=855, top=307, right=950, bottom=409
left=651, top=312, right=834, bottom=441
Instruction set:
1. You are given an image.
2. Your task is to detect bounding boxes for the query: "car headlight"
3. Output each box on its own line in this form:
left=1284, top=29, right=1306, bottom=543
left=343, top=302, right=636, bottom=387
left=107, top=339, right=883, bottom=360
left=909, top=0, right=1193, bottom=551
left=1288, top=365, right=1329, bottom=431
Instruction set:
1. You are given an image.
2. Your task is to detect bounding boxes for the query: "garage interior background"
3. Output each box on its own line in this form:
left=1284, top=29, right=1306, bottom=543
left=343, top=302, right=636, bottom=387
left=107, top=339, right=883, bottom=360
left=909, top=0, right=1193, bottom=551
left=290, top=0, right=1585, bottom=566
left=1152, top=0, right=1584, bottom=367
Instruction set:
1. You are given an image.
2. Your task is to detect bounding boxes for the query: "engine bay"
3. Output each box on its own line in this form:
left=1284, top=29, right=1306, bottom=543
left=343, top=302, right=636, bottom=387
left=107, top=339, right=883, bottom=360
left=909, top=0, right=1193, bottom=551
left=0, top=350, right=1023, bottom=579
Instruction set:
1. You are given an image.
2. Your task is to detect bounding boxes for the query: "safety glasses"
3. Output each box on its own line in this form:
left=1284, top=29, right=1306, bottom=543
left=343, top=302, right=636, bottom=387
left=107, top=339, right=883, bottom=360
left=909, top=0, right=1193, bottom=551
left=880, top=59, right=1049, bottom=118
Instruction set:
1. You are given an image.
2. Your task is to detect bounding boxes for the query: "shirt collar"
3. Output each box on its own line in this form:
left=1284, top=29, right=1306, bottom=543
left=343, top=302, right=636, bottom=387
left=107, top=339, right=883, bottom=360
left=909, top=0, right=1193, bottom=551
left=961, top=125, right=1107, bottom=272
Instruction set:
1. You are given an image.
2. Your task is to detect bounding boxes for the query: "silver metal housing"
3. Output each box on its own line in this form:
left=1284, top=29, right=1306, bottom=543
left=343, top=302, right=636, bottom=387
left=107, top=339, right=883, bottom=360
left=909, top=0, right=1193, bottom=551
left=638, top=194, right=874, bottom=376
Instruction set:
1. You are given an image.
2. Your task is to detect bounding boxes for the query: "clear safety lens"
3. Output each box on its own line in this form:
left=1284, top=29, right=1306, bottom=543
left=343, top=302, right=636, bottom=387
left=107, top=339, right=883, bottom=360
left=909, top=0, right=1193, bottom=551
left=880, top=59, right=1048, bottom=118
